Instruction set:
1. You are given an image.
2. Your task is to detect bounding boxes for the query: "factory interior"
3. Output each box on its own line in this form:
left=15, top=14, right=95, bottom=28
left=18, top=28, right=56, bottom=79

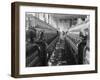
left=25, top=12, right=90, bottom=67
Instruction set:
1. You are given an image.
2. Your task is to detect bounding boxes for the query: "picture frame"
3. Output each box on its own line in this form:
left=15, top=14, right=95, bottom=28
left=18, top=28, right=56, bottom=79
left=11, top=2, right=98, bottom=78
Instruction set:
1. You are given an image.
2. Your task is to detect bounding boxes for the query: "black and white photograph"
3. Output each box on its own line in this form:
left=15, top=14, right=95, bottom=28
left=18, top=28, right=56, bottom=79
left=25, top=12, right=90, bottom=67
left=11, top=2, right=97, bottom=77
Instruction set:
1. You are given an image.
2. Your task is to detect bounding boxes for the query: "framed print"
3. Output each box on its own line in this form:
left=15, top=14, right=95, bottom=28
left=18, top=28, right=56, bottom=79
left=11, top=2, right=98, bottom=78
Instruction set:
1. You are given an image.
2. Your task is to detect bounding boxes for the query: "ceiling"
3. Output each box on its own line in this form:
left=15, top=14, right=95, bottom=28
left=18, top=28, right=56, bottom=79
left=51, top=14, right=87, bottom=20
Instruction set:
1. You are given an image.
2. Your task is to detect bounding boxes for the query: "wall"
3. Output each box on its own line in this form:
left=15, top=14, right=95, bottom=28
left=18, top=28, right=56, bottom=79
left=0, top=0, right=100, bottom=80
left=58, top=19, right=70, bottom=32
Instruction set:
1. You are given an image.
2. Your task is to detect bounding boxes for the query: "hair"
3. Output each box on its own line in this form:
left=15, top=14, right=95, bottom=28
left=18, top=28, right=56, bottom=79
left=79, top=30, right=85, bottom=38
